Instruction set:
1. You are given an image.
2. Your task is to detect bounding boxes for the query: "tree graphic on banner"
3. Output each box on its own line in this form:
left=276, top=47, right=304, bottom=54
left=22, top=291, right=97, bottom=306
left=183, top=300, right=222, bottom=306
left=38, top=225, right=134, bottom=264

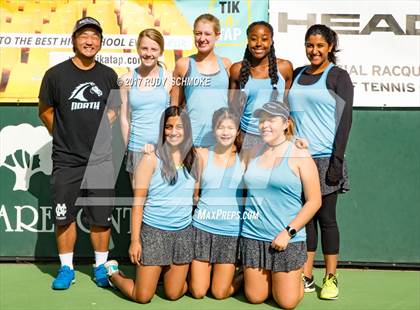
left=0, top=124, right=52, bottom=191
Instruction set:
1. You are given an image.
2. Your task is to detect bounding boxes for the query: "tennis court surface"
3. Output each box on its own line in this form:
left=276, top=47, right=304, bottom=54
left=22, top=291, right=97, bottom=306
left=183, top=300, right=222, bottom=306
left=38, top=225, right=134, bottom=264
left=1, top=264, right=419, bottom=310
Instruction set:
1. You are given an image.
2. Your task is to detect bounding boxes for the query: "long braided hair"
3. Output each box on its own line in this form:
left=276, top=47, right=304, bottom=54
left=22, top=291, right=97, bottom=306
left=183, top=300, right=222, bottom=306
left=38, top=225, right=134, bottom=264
left=239, top=21, right=279, bottom=102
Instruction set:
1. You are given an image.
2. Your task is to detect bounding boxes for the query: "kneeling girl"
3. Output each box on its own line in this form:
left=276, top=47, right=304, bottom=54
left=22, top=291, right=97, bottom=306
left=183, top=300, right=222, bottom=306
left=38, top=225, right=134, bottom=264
left=189, top=107, right=244, bottom=299
left=240, top=100, right=322, bottom=309
left=106, top=106, right=199, bottom=303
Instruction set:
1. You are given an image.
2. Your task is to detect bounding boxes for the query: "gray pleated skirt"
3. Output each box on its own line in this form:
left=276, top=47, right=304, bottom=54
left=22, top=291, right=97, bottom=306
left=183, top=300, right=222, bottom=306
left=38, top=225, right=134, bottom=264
left=239, top=237, right=307, bottom=273
left=193, top=226, right=239, bottom=264
left=126, top=150, right=143, bottom=174
left=140, top=223, right=194, bottom=266
left=313, top=157, right=350, bottom=196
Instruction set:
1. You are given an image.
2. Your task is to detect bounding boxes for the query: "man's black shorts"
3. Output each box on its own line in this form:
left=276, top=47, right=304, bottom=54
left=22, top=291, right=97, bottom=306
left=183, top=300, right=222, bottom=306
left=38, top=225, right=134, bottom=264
left=51, top=160, right=115, bottom=227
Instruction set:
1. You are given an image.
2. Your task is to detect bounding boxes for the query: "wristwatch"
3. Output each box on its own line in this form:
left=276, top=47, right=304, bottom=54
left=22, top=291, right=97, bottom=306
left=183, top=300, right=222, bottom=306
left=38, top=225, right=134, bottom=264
left=286, top=226, right=297, bottom=238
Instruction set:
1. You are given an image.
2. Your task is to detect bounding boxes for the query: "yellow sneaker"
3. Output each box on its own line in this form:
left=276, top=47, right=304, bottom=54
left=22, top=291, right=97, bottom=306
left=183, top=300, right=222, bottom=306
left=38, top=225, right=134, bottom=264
left=320, top=273, right=339, bottom=300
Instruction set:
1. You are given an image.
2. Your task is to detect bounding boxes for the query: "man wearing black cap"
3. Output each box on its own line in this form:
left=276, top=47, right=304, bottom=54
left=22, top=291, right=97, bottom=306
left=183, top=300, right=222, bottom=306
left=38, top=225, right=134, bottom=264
left=38, top=17, right=120, bottom=290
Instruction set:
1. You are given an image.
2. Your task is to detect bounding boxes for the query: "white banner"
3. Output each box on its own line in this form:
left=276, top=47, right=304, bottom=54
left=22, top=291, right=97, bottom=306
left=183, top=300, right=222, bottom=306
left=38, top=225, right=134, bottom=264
left=49, top=52, right=145, bottom=68
left=0, top=33, right=192, bottom=50
left=269, top=0, right=420, bottom=107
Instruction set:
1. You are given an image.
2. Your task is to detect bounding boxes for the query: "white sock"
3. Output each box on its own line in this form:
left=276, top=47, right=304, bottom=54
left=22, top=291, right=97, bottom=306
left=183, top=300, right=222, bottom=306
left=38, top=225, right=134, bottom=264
left=95, top=251, right=109, bottom=267
left=59, top=252, right=74, bottom=269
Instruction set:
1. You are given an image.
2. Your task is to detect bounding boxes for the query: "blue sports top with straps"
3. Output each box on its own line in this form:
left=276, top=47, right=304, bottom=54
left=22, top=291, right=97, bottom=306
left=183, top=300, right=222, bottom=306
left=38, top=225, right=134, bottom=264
left=193, top=148, right=244, bottom=236
left=184, top=56, right=229, bottom=147
left=241, top=142, right=305, bottom=242
left=288, top=63, right=337, bottom=157
left=240, top=72, right=285, bottom=135
left=128, top=66, right=169, bottom=151
left=143, top=156, right=196, bottom=231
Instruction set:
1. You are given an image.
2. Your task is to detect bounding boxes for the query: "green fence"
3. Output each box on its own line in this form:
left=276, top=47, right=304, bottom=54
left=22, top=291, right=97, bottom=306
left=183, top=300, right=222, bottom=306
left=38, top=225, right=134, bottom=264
left=0, top=106, right=419, bottom=264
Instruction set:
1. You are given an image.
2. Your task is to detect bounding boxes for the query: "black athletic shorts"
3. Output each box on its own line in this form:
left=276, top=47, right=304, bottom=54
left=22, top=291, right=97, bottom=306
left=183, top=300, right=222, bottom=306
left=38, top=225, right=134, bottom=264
left=51, top=160, right=115, bottom=227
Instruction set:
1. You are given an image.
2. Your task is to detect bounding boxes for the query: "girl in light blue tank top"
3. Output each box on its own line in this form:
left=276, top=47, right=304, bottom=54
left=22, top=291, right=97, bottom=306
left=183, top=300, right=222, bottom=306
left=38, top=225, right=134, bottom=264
left=241, top=73, right=285, bottom=135
left=184, top=56, right=229, bottom=147
left=172, top=14, right=231, bottom=149
left=287, top=25, right=353, bottom=299
left=128, top=66, right=169, bottom=152
left=190, top=107, right=245, bottom=299
left=288, top=63, right=336, bottom=158
left=242, top=142, right=304, bottom=242
left=239, top=99, right=322, bottom=308
left=140, top=106, right=198, bottom=231
left=192, top=147, right=243, bottom=236
left=144, top=155, right=195, bottom=230
left=119, top=29, right=171, bottom=178
left=106, top=107, right=199, bottom=302
left=229, top=21, right=293, bottom=149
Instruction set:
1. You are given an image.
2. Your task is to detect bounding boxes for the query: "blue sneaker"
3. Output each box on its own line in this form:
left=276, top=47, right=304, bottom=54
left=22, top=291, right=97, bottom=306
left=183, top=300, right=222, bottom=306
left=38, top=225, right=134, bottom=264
left=52, top=266, right=75, bottom=290
left=93, top=264, right=110, bottom=287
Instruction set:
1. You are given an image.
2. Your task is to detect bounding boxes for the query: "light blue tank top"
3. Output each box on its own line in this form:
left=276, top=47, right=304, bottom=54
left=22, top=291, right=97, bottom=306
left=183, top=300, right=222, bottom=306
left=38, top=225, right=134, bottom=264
left=184, top=56, right=229, bottom=147
left=241, top=142, right=305, bottom=243
left=240, top=73, right=286, bottom=135
left=288, top=63, right=336, bottom=157
left=128, top=66, right=169, bottom=151
left=193, top=148, right=244, bottom=236
left=143, top=156, right=195, bottom=231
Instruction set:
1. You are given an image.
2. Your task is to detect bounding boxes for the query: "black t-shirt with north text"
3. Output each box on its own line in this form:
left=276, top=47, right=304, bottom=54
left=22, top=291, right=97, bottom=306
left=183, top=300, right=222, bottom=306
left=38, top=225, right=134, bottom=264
left=39, top=59, right=120, bottom=166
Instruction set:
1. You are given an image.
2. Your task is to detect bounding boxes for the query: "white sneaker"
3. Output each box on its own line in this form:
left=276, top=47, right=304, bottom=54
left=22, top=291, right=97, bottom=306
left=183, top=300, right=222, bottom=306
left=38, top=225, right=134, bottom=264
left=104, top=260, right=119, bottom=277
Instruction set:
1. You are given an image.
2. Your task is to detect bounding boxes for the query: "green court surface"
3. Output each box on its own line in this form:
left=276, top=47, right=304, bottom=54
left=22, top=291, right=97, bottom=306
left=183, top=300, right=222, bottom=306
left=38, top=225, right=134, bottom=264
left=0, top=264, right=419, bottom=310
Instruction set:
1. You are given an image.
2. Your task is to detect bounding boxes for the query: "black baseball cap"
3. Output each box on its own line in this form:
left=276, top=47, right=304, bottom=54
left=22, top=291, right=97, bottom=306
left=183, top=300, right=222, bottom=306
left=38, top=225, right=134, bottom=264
left=72, top=17, right=103, bottom=37
left=253, top=100, right=290, bottom=119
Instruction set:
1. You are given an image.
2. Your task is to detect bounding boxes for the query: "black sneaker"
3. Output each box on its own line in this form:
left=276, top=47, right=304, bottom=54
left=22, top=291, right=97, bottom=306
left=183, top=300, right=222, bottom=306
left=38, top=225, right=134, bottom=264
left=302, top=274, right=315, bottom=292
